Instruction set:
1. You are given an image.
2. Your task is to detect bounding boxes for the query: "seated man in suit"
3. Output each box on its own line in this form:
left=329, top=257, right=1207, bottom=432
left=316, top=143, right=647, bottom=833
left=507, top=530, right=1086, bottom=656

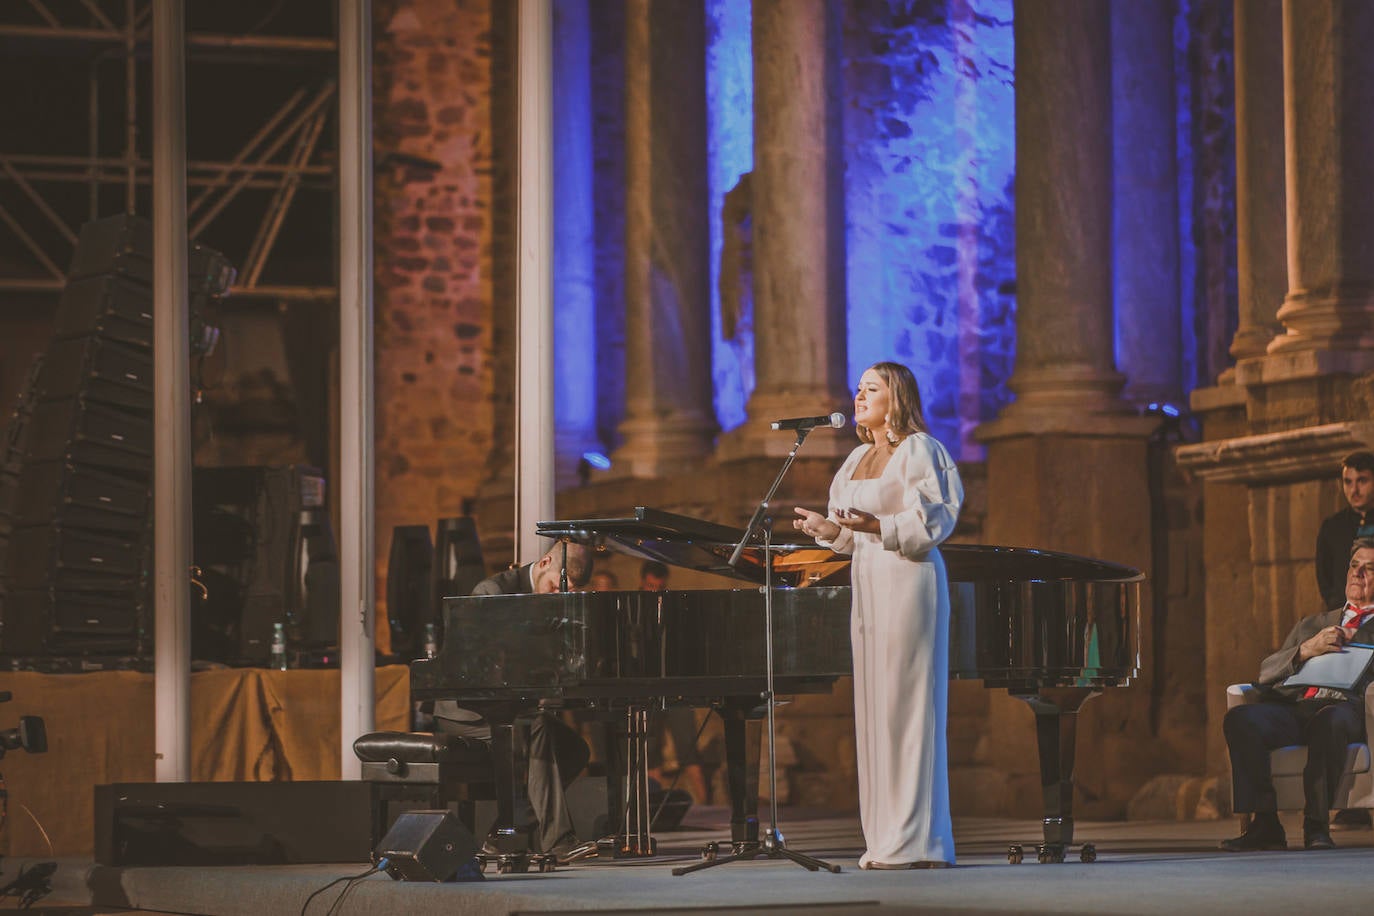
left=432, top=540, right=594, bottom=859
left=1222, top=537, right=1374, bottom=851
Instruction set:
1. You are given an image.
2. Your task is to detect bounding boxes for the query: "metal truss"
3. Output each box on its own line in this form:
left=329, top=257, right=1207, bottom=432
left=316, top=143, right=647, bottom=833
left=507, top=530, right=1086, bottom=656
left=0, top=0, right=338, bottom=301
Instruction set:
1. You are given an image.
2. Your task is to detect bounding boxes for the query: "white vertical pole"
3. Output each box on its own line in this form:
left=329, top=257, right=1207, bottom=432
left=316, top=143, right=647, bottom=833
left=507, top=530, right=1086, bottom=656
left=338, top=0, right=375, bottom=779
left=516, top=0, right=556, bottom=562
left=152, top=0, right=191, bottom=783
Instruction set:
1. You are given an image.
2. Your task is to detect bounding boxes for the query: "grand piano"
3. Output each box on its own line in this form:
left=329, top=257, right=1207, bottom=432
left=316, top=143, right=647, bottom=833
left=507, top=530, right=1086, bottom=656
left=410, top=507, right=1142, bottom=864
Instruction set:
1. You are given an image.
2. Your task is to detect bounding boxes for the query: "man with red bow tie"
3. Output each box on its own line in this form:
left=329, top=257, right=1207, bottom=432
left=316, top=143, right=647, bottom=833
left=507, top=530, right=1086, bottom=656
left=1222, top=538, right=1374, bottom=852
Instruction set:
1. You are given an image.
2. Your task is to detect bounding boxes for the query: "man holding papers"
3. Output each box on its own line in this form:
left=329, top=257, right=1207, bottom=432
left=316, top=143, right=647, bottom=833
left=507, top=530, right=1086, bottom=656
left=1221, top=539, right=1374, bottom=852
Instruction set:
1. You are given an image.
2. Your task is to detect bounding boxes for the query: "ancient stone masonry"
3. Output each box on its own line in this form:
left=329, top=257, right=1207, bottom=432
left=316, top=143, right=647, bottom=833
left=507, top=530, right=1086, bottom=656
left=373, top=0, right=506, bottom=624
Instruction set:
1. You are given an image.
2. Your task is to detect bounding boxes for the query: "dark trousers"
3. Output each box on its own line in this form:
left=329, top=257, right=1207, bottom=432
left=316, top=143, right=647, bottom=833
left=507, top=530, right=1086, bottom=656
left=1223, top=698, right=1364, bottom=828
left=435, top=712, right=590, bottom=853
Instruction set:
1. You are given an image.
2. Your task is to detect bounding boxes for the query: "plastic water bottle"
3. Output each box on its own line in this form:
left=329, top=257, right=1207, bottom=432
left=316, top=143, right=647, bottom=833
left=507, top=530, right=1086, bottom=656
left=423, top=623, right=439, bottom=660
left=270, top=622, right=288, bottom=671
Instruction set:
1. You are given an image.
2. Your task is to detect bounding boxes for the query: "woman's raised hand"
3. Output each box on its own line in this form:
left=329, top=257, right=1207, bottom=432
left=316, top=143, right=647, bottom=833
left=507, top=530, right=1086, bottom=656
left=793, top=506, right=841, bottom=541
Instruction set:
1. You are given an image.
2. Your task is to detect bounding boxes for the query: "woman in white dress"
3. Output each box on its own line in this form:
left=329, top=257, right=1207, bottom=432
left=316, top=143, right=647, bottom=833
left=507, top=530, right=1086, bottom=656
left=793, top=361, right=963, bottom=869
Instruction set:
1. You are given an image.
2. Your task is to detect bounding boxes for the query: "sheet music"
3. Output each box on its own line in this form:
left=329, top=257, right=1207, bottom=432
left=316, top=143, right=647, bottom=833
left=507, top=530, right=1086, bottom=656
left=1282, top=643, right=1374, bottom=691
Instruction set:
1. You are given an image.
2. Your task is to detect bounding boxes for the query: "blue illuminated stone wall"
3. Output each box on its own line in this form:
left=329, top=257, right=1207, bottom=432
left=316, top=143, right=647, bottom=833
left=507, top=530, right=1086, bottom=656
left=839, top=0, right=1016, bottom=458
left=575, top=0, right=1230, bottom=463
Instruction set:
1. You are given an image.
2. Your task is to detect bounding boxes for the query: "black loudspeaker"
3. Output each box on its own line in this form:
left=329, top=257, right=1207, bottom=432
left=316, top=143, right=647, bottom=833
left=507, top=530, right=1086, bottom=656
left=375, top=810, right=478, bottom=882
left=296, top=508, right=340, bottom=648
left=66, top=213, right=155, bottom=287
left=433, top=517, right=485, bottom=607
left=7, top=523, right=144, bottom=588
left=15, top=461, right=149, bottom=533
left=53, top=274, right=154, bottom=349
left=192, top=466, right=337, bottom=664
left=1, top=589, right=144, bottom=654
left=36, top=335, right=153, bottom=409
left=387, top=525, right=433, bottom=657
left=95, top=781, right=372, bottom=866
left=23, top=397, right=153, bottom=474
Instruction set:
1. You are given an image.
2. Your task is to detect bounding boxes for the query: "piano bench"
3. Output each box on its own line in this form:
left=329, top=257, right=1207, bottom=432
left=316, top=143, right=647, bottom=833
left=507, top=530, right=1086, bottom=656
left=353, top=731, right=495, bottom=848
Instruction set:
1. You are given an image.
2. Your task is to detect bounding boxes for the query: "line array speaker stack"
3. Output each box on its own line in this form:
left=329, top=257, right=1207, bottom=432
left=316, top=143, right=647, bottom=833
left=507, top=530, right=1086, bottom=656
left=0, top=214, right=234, bottom=660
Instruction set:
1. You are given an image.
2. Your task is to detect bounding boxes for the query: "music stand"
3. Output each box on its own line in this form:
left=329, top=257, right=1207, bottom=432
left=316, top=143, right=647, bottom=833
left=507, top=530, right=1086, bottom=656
left=674, top=424, right=841, bottom=876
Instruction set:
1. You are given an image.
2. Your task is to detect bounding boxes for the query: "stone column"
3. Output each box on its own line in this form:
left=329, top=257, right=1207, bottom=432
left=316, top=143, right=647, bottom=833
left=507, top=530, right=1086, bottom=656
left=981, top=0, right=1143, bottom=435
left=611, top=0, right=715, bottom=479
left=552, top=0, right=600, bottom=486
left=1112, top=0, right=1181, bottom=407
left=1227, top=0, right=1285, bottom=368
left=719, top=0, right=848, bottom=460
left=975, top=0, right=1160, bottom=822
left=1268, top=0, right=1374, bottom=353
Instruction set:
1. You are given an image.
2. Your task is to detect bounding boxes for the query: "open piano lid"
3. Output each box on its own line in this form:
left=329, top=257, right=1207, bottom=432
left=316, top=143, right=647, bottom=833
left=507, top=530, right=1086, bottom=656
left=538, top=506, right=1144, bottom=587
left=536, top=506, right=833, bottom=585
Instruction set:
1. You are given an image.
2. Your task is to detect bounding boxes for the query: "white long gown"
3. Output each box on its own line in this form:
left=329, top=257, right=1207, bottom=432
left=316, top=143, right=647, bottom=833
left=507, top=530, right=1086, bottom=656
left=817, top=432, right=963, bottom=867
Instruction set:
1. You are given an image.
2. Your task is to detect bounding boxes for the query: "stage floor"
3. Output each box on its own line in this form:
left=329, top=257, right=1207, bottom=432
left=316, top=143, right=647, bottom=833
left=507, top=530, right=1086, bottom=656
left=30, top=807, right=1374, bottom=916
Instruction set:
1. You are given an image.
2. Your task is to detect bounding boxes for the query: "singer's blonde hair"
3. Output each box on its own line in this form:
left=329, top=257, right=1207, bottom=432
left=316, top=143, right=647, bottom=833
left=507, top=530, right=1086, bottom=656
left=856, top=361, right=928, bottom=445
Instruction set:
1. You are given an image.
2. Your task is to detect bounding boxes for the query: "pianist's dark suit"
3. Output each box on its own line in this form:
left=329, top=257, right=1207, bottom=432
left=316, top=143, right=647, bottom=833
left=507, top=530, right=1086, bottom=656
left=1224, top=608, right=1374, bottom=831
left=432, top=564, right=591, bottom=855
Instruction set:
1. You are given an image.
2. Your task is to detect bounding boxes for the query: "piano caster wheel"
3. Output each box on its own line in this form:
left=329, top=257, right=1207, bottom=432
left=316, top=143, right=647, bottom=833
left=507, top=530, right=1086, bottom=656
left=532, top=854, right=557, bottom=873
left=701, top=842, right=719, bottom=862
left=1079, top=844, right=1097, bottom=863
left=1036, top=844, right=1065, bottom=864
left=497, top=853, right=531, bottom=874
left=476, top=854, right=490, bottom=874
left=1007, top=845, right=1023, bottom=865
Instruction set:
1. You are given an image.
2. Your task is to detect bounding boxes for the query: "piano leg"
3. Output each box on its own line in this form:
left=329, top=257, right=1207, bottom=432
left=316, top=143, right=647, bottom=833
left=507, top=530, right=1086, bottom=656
left=719, top=701, right=762, bottom=849
left=1013, top=687, right=1101, bottom=863
left=487, top=718, right=533, bottom=853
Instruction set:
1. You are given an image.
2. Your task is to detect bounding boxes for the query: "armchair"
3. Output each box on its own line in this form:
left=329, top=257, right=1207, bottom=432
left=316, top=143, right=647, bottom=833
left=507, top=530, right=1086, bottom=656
left=1225, top=681, right=1374, bottom=811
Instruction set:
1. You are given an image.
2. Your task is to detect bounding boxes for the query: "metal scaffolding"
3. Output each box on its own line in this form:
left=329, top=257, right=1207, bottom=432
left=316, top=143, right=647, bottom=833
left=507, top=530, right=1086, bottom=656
left=0, top=0, right=338, bottom=301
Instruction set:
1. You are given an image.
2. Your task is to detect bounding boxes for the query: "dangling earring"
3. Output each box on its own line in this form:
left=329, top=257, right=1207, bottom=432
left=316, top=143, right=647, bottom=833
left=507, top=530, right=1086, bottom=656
left=886, top=428, right=900, bottom=446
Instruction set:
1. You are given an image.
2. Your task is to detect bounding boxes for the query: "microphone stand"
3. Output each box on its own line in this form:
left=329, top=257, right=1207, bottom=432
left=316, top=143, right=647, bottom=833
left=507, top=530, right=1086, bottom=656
left=674, top=426, right=840, bottom=876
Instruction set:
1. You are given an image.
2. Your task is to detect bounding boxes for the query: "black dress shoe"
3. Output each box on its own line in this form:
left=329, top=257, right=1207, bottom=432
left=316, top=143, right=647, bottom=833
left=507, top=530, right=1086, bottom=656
left=1304, top=829, right=1336, bottom=850
left=1331, top=808, right=1372, bottom=830
left=1220, top=818, right=1287, bottom=852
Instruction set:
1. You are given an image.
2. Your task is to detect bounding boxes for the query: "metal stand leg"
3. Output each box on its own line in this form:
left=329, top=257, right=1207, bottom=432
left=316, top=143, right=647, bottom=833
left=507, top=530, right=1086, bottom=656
left=676, top=433, right=840, bottom=876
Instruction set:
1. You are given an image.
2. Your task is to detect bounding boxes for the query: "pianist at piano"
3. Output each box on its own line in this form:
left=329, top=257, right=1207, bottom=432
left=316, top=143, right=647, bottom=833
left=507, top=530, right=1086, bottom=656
left=431, top=540, right=595, bottom=859
left=794, top=361, right=964, bottom=870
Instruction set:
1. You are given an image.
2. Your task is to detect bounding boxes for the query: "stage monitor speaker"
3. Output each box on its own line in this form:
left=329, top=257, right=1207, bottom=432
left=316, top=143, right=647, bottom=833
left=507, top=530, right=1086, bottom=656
left=375, top=810, right=478, bottom=882
left=387, top=524, right=433, bottom=657
left=433, top=516, right=485, bottom=607
left=94, top=781, right=373, bottom=866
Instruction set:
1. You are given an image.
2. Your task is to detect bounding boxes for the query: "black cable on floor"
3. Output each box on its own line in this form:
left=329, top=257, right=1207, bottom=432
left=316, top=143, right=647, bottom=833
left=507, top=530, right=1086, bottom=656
left=299, top=859, right=386, bottom=916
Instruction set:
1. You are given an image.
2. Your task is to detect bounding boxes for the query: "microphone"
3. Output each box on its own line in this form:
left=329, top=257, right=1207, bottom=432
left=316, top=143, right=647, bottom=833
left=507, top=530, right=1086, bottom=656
left=771, top=412, right=847, bottom=431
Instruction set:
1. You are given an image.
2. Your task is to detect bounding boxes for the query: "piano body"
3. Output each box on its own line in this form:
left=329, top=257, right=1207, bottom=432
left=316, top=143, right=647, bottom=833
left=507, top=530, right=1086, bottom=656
left=411, top=507, right=1142, bottom=862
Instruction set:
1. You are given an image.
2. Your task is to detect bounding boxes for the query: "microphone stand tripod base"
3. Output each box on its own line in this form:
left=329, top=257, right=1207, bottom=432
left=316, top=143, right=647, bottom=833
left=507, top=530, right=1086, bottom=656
left=672, top=828, right=841, bottom=876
